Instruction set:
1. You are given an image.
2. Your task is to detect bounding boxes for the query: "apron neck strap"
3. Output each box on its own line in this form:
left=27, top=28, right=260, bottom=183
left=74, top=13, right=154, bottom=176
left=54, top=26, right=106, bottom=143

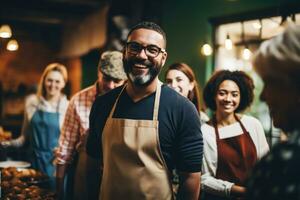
left=107, top=80, right=162, bottom=121
left=234, top=114, right=248, bottom=133
left=153, top=80, right=162, bottom=121
left=213, top=114, right=248, bottom=140
left=108, top=84, right=127, bottom=119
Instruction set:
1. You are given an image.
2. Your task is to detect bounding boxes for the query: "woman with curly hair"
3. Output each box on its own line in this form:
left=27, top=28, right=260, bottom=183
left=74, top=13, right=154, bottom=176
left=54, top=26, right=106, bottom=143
left=201, top=70, right=269, bottom=200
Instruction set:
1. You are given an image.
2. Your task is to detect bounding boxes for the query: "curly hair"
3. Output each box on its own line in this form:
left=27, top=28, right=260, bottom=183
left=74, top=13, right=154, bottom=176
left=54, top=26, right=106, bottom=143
left=203, top=70, right=254, bottom=113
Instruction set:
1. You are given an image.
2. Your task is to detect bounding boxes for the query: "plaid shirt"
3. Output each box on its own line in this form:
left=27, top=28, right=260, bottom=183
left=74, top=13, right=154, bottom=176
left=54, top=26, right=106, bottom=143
left=56, top=84, right=99, bottom=164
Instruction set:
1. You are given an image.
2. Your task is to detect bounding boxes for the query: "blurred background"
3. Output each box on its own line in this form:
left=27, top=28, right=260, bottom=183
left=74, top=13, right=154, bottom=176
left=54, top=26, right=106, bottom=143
left=0, top=0, right=300, bottom=154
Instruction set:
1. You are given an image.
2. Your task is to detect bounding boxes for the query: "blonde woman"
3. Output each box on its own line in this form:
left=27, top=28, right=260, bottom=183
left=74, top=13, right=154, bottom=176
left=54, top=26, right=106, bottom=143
left=1, top=63, right=69, bottom=188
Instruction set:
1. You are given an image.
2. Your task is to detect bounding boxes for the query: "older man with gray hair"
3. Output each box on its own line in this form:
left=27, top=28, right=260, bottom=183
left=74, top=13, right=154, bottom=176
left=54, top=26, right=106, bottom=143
left=56, top=51, right=127, bottom=200
left=246, top=24, right=300, bottom=200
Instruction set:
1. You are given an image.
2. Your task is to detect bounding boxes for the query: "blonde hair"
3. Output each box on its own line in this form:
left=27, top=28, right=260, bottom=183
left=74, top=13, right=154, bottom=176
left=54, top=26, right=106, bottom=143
left=37, top=63, right=68, bottom=98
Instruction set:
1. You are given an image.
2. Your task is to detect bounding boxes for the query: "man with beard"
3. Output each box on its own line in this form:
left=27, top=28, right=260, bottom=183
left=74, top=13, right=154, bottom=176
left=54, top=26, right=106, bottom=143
left=86, top=21, right=203, bottom=200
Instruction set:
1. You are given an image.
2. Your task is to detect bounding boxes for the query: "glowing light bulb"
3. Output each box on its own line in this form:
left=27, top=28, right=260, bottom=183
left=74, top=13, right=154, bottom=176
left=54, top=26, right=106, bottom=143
left=225, top=34, right=233, bottom=50
left=201, top=44, right=213, bottom=56
left=0, top=24, right=12, bottom=38
left=242, top=47, right=251, bottom=60
left=252, top=22, right=262, bottom=30
left=7, top=39, right=19, bottom=51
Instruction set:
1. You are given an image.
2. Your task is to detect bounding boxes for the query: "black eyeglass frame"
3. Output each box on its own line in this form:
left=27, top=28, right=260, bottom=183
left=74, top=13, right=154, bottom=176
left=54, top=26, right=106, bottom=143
left=125, top=41, right=166, bottom=58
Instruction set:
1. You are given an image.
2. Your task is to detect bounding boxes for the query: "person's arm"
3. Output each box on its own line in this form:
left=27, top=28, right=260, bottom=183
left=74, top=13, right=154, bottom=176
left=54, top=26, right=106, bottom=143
left=55, top=100, right=80, bottom=199
left=1, top=110, right=29, bottom=148
left=177, top=171, right=201, bottom=200
left=253, top=117, right=270, bottom=158
left=174, top=98, right=203, bottom=199
left=201, top=124, right=235, bottom=197
left=56, top=163, right=69, bottom=200
left=230, top=185, right=246, bottom=198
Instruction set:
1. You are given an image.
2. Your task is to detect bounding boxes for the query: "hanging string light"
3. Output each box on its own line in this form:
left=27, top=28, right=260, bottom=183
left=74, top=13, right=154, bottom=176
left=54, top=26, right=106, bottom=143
left=252, top=21, right=262, bottom=30
left=241, top=21, right=251, bottom=60
left=225, top=33, right=233, bottom=50
left=201, top=43, right=213, bottom=56
left=6, top=39, right=19, bottom=51
left=242, top=45, right=251, bottom=60
left=0, top=24, right=12, bottom=38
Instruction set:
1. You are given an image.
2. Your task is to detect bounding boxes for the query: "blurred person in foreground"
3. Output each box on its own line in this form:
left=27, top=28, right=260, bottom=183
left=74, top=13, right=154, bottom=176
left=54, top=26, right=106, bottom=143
left=246, top=24, right=300, bottom=200
left=56, top=51, right=127, bottom=200
left=201, top=70, right=269, bottom=200
left=165, top=62, right=209, bottom=124
left=1, top=63, right=69, bottom=189
left=87, top=21, right=203, bottom=200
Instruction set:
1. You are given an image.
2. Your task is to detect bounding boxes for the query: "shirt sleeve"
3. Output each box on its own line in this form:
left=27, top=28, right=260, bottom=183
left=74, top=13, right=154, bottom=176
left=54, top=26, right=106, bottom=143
left=252, top=117, right=270, bottom=159
left=56, top=99, right=80, bottom=164
left=201, top=124, right=234, bottom=197
left=175, top=99, right=203, bottom=173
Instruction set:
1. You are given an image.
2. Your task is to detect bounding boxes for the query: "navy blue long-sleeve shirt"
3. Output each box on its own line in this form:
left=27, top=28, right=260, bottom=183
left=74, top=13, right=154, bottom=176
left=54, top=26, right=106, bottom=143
left=86, top=85, right=203, bottom=173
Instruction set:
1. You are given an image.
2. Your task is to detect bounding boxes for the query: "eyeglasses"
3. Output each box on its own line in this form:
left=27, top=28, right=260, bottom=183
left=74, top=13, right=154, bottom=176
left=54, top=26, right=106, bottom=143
left=126, top=42, right=166, bottom=58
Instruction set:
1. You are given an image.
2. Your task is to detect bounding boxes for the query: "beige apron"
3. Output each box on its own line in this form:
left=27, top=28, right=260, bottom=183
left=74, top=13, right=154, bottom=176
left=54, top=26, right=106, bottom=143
left=100, top=81, right=174, bottom=200
left=73, top=135, right=88, bottom=200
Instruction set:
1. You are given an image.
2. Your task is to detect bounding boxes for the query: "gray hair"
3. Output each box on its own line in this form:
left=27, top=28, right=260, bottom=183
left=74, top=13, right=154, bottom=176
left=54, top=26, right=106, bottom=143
left=253, top=24, right=300, bottom=87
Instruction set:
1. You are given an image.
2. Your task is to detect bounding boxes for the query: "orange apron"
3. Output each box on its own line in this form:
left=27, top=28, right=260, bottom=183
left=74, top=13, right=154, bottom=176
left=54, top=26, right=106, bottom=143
left=100, top=81, right=174, bottom=200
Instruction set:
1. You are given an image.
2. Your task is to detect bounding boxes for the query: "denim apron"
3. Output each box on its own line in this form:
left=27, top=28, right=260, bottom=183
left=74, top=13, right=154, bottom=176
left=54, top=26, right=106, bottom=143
left=29, top=105, right=61, bottom=189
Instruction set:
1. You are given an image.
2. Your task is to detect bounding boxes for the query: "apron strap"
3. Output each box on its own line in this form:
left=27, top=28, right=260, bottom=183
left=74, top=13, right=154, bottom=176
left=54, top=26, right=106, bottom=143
left=107, top=84, right=127, bottom=119
left=153, top=81, right=162, bottom=121
left=213, top=114, right=249, bottom=140
left=212, top=116, right=220, bottom=140
left=107, top=80, right=162, bottom=121
left=234, top=114, right=248, bottom=133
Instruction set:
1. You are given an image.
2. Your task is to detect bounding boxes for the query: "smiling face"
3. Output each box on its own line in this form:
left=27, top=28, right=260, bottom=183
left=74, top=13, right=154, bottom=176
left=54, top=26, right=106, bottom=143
left=44, top=70, right=66, bottom=98
left=215, top=80, right=241, bottom=116
left=123, top=28, right=167, bottom=86
left=165, top=69, right=194, bottom=98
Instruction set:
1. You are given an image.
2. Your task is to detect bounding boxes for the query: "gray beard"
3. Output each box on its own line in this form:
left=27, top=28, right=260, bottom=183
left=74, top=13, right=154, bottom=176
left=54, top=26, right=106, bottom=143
left=128, top=72, right=152, bottom=86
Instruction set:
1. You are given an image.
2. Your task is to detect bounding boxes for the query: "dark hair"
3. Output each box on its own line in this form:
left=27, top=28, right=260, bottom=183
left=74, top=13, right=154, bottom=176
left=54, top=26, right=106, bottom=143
left=165, top=62, right=203, bottom=113
left=127, top=21, right=167, bottom=48
left=203, top=70, right=254, bottom=112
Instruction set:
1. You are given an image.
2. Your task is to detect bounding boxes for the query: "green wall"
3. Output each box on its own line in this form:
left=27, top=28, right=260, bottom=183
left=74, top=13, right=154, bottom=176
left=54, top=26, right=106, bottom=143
left=160, top=0, right=284, bottom=86
left=81, top=49, right=100, bottom=88
left=81, top=0, right=298, bottom=89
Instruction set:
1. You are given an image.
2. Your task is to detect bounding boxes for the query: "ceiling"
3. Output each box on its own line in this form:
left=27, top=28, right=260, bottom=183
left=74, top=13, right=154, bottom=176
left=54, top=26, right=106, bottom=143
left=0, top=0, right=107, bottom=42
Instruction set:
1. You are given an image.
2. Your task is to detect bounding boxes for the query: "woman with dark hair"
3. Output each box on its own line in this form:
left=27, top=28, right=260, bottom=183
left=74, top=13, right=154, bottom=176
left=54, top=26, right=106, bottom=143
left=201, top=70, right=269, bottom=200
left=165, top=62, right=209, bottom=123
